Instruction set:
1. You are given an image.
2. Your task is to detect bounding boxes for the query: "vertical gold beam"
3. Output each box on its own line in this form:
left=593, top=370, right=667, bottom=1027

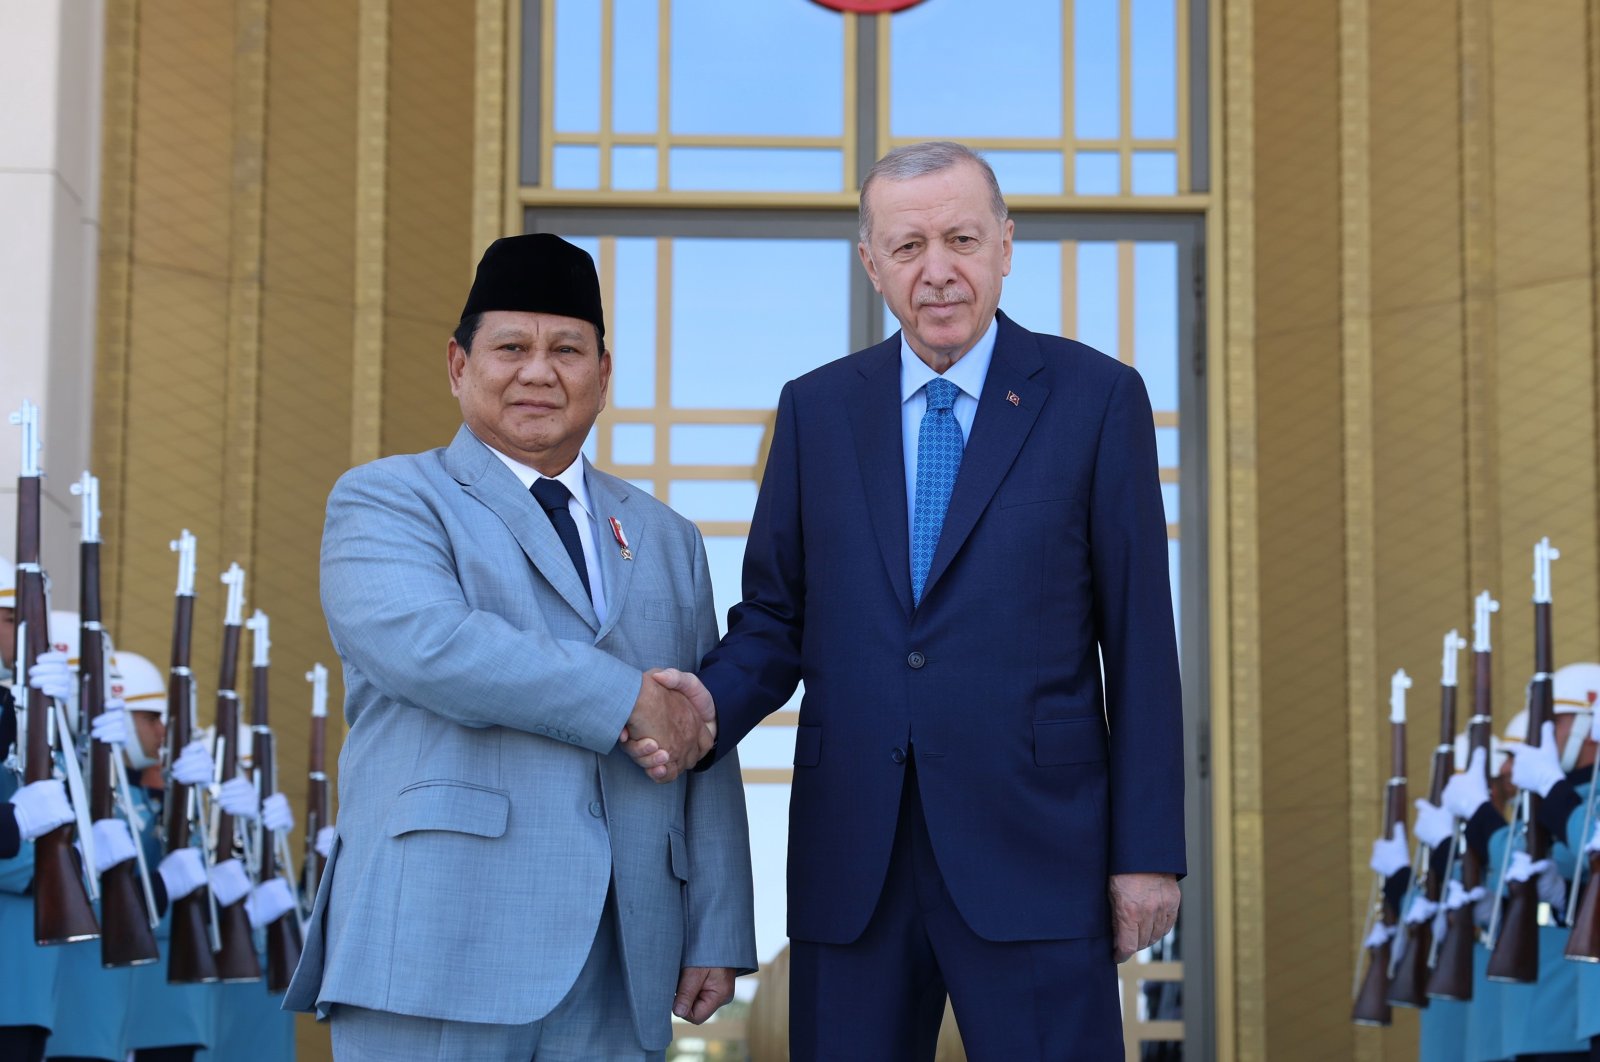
left=654, top=238, right=672, bottom=500
left=1120, top=0, right=1133, bottom=194
left=1063, top=2, right=1075, bottom=194
left=1591, top=0, right=1600, bottom=611
left=842, top=12, right=857, bottom=190
left=351, top=0, right=389, bottom=467
left=1460, top=0, right=1500, bottom=640
left=596, top=236, right=617, bottom=468
left=223, top=0, right=270, bottom=568
left=598, top=0, right=612, bottom=188
left=502, top=0, right=523, bottom=234
left=876, top=13, right=890, bottom=160
left=656, top=0, right=669, bottom=188
left=1176, top=0, right=1190, bottom=193
left=541, top=0, right=556, bottom=188
left=1061, top=239, right=1078, bottom=337
left=95, top=0, right=139, bottom=627
left=473, top=0, right=508, bottom=253
left=1338, top=2, right=1379, bottom=1059
left=1222, top=0, right=1262, bottom=1055
left=1117, top=240, right=1135, bottom=364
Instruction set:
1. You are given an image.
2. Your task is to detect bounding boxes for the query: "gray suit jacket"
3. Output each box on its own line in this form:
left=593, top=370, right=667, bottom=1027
left=284, top=425, right=756, bottom=1049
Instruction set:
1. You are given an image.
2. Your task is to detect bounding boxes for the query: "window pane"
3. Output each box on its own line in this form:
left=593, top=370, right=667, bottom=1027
left=552, top=0, right=600, bottom=133
left=999, top=241, right=1064, bottom=337
left=669, top=147, right=843, bottom=193
left=1156, top=426, right=1180, bottom=468
left=1131, top=0, right=1178, bottom=138
left=612, top=0, right=658, bottom=134
left=671, top=424, right=766, bottom=466
left=552, top=144, right=600, bottom=189
left=611, top=423, right=654, bottom=464
left=1134, top=242, right=1179, bottom=412
left=1075, top=242, right=1118, bottom=354
left=1075, top=151, right=1120, bottom=195
left=612, top=145, right=657, bottom=191
left=744, top=784, right=794, bottom=964
left=703, top=535, right=745, bottom=634
left=891, top=0, right=1062, bottom=139
left=1073, top=0, right=1120, bottom=139
left=670, top=480, right=759, bottom=522
left=669, top=0, right=842, bottom=136
left=671, top=238, right=851, bottom=409
left=1132, top=151, right=1178, bottom=195
left=984, top=151, right=1065, bottom=197
left=610, top=238, right=656, bottom=408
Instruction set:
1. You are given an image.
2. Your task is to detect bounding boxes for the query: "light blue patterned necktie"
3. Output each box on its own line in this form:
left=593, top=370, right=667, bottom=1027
left=911, top=377, right=964, bottom=606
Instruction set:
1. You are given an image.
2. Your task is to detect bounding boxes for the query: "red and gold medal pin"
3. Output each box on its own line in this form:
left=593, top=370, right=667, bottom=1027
left=608, top=517, right=633, bottom=561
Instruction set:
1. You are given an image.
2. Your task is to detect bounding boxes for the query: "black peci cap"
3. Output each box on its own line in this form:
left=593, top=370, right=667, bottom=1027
left=459, top=233, right=605, bottom=343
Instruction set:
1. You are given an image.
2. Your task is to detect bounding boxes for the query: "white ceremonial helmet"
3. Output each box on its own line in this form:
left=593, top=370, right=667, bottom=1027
left=1502, top=708, right=1529, bottom=753
left=1454, top=730, right=1512, bottom=776
left=1551, top=662, right=1600, bottom=771
left=0, top=553, right=14, bottom=604
left=109, top=650, right=166, bottom=720
left=46, top=608, right=81, bottom=664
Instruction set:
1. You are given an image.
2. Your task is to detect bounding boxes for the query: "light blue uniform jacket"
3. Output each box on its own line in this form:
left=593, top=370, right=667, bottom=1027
left=0, top=770, right=62, bottom=1031
left=284, top=427, right=757, bottom=1052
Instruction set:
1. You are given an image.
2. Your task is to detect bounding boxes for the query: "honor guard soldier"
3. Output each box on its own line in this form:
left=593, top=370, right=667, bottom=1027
left=0, top=559, right=76, bottom=1062
left=107, top=648, right=218, bottom=1062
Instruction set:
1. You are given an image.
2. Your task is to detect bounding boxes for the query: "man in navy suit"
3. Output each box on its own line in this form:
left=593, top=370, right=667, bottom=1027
left=636, top=141, right=1185, bottom=1059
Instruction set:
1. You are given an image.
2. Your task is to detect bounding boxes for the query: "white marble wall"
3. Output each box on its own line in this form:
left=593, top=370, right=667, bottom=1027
left=0, top=0, right=104, bottom=606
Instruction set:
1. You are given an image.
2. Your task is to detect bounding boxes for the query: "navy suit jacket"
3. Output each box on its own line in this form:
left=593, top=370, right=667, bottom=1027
left=700, top=311, right=1185, bottom=945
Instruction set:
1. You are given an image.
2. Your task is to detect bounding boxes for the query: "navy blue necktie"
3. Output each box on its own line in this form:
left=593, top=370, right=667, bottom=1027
left=911, top=377, right=964, bottom=606
left=530, top=478, right=592, bottom=600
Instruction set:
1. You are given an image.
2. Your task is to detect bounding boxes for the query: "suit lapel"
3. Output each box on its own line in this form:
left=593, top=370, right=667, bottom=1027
left=846, top=340, right=914, bottom=619
left=445, top=425, right=601, bottom=630
left=585, top=462, right=648, bottom=644
left=920, top=314, right=1048, bottom=603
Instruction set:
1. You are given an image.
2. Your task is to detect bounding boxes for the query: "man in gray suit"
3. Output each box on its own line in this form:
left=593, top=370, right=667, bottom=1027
left=285, top=234, right=757, bottom=1060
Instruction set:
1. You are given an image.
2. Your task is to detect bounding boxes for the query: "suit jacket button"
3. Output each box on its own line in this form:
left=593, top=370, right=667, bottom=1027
left=891, top=747, right=906, bottom=765
left=907, top=651, right=925, bottom=669
left=588, top=801, right=604, bottom=818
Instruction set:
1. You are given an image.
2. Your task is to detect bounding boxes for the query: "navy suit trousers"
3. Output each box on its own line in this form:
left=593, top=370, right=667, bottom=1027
left=789, top=754, right=1122, bottom=1062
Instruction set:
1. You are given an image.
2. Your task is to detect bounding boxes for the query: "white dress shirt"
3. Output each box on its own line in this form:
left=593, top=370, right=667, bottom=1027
left=482, top=438, right=609, bottom=625
left=898, top=315, right=998, bottom=523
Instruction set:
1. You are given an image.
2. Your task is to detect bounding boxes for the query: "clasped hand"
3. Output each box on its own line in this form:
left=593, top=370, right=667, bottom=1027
left=1109, top=872, right=1181, bottom=963
left=618, top=669, right=716, bottom=783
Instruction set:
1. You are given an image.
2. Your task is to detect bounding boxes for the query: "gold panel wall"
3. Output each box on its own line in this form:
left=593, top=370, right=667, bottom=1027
left=1230, top=0, right=1600, bottom=1057
left=95, top=2, right=479, bottom=1058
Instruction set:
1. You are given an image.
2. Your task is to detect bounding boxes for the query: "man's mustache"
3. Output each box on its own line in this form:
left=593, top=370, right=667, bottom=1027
left=916, top=291, right=970, bottom=307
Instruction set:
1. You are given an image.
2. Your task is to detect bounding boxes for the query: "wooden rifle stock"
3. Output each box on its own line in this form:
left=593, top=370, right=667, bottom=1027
left=1353, top=702, right=1408, bottom=1026
left=1428, top=648, right=1494, bottom=1000
left=1488, top=594, right=1554, bottom=983
left=213, top=604, right=261, bottom=983
left=80, top=525, right=160, bottom=967
left=250, top=630, right=302, bottom=992
left=1566, top=849, right=1600, bottom=962
left=12, top=408, right=99, bottom=945
left=163, top=535, right=219, bottom=984
left=1390, top=639, right=1463, bottom=1008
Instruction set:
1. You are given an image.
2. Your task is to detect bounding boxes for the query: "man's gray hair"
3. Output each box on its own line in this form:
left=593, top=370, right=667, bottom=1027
left=858, top=140, right=1009, bottom=244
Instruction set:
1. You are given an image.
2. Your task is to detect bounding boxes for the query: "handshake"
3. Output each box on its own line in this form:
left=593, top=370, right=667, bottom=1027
left=620, top=669, right=716, bottom=783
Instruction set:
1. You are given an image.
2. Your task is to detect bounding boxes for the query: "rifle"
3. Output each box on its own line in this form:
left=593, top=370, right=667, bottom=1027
left=1428, top=591, right=1499, bottom=999
left=246, top=610, right=303, bottom=991
left=211, top=563, right=261, bottom=982
left=1565, top=766, right=1600, bottom=960
left=1390, top=630, right=1467, bottom=1006
left=1487, top=537, right=1559, bottom=983
left=10, top=400, right=98, bottom=945
left=163, top=530, right=221, bottom=983
left=301, top=662, right=330, bottom=917
left=73, top=471, right=161, bottom=966
left=1353, top=669, right=1413, bottom=1025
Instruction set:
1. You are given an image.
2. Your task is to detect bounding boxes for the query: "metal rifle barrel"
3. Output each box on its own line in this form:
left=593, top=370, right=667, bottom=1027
left=213, top=601, right=261, bottom=983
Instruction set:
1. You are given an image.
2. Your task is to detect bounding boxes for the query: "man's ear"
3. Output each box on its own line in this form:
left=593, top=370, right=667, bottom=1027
left=857, top=242, right=884, bottom=293
left=446, top=337, right=467, bottom=395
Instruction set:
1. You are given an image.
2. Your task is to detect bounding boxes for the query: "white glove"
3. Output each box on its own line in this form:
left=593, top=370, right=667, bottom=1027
left=315, top=825, right=335, bottom=859
left=170, top=740, right=214, bottom=786
left=245, top=877, right=296, bottom=929
left=1444, top=879, right=1486, bottom=910
left=208, top=858, right=252, bottom=907
left=1404, top=895, right=1440, bottom=925
left=27, top=650, right=73, bottom=702
left=1363, top=922, right=1396, bottom=949
left=91, top=703, right=132, bottom=746
left=1505, top=850, right=1551, bottom=885
left=156, top=847, right=207, bottom=901
left=261, top=793, right=293, bottom=835
left=1536, top=861, right=1568, bottom=909
left=217, top=777, right=259, bottom=820
left=1413, top=799, right=1455, bottom=848
left=90, top=818, right=138, bottom=873
left=1370, top=824, right=1410, bottom=878
left=8, top=778, right=74, bottom=840
left=1442, top=748, right=1491, bottom=820
left=1511, top=721, right=1566, bottom=798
